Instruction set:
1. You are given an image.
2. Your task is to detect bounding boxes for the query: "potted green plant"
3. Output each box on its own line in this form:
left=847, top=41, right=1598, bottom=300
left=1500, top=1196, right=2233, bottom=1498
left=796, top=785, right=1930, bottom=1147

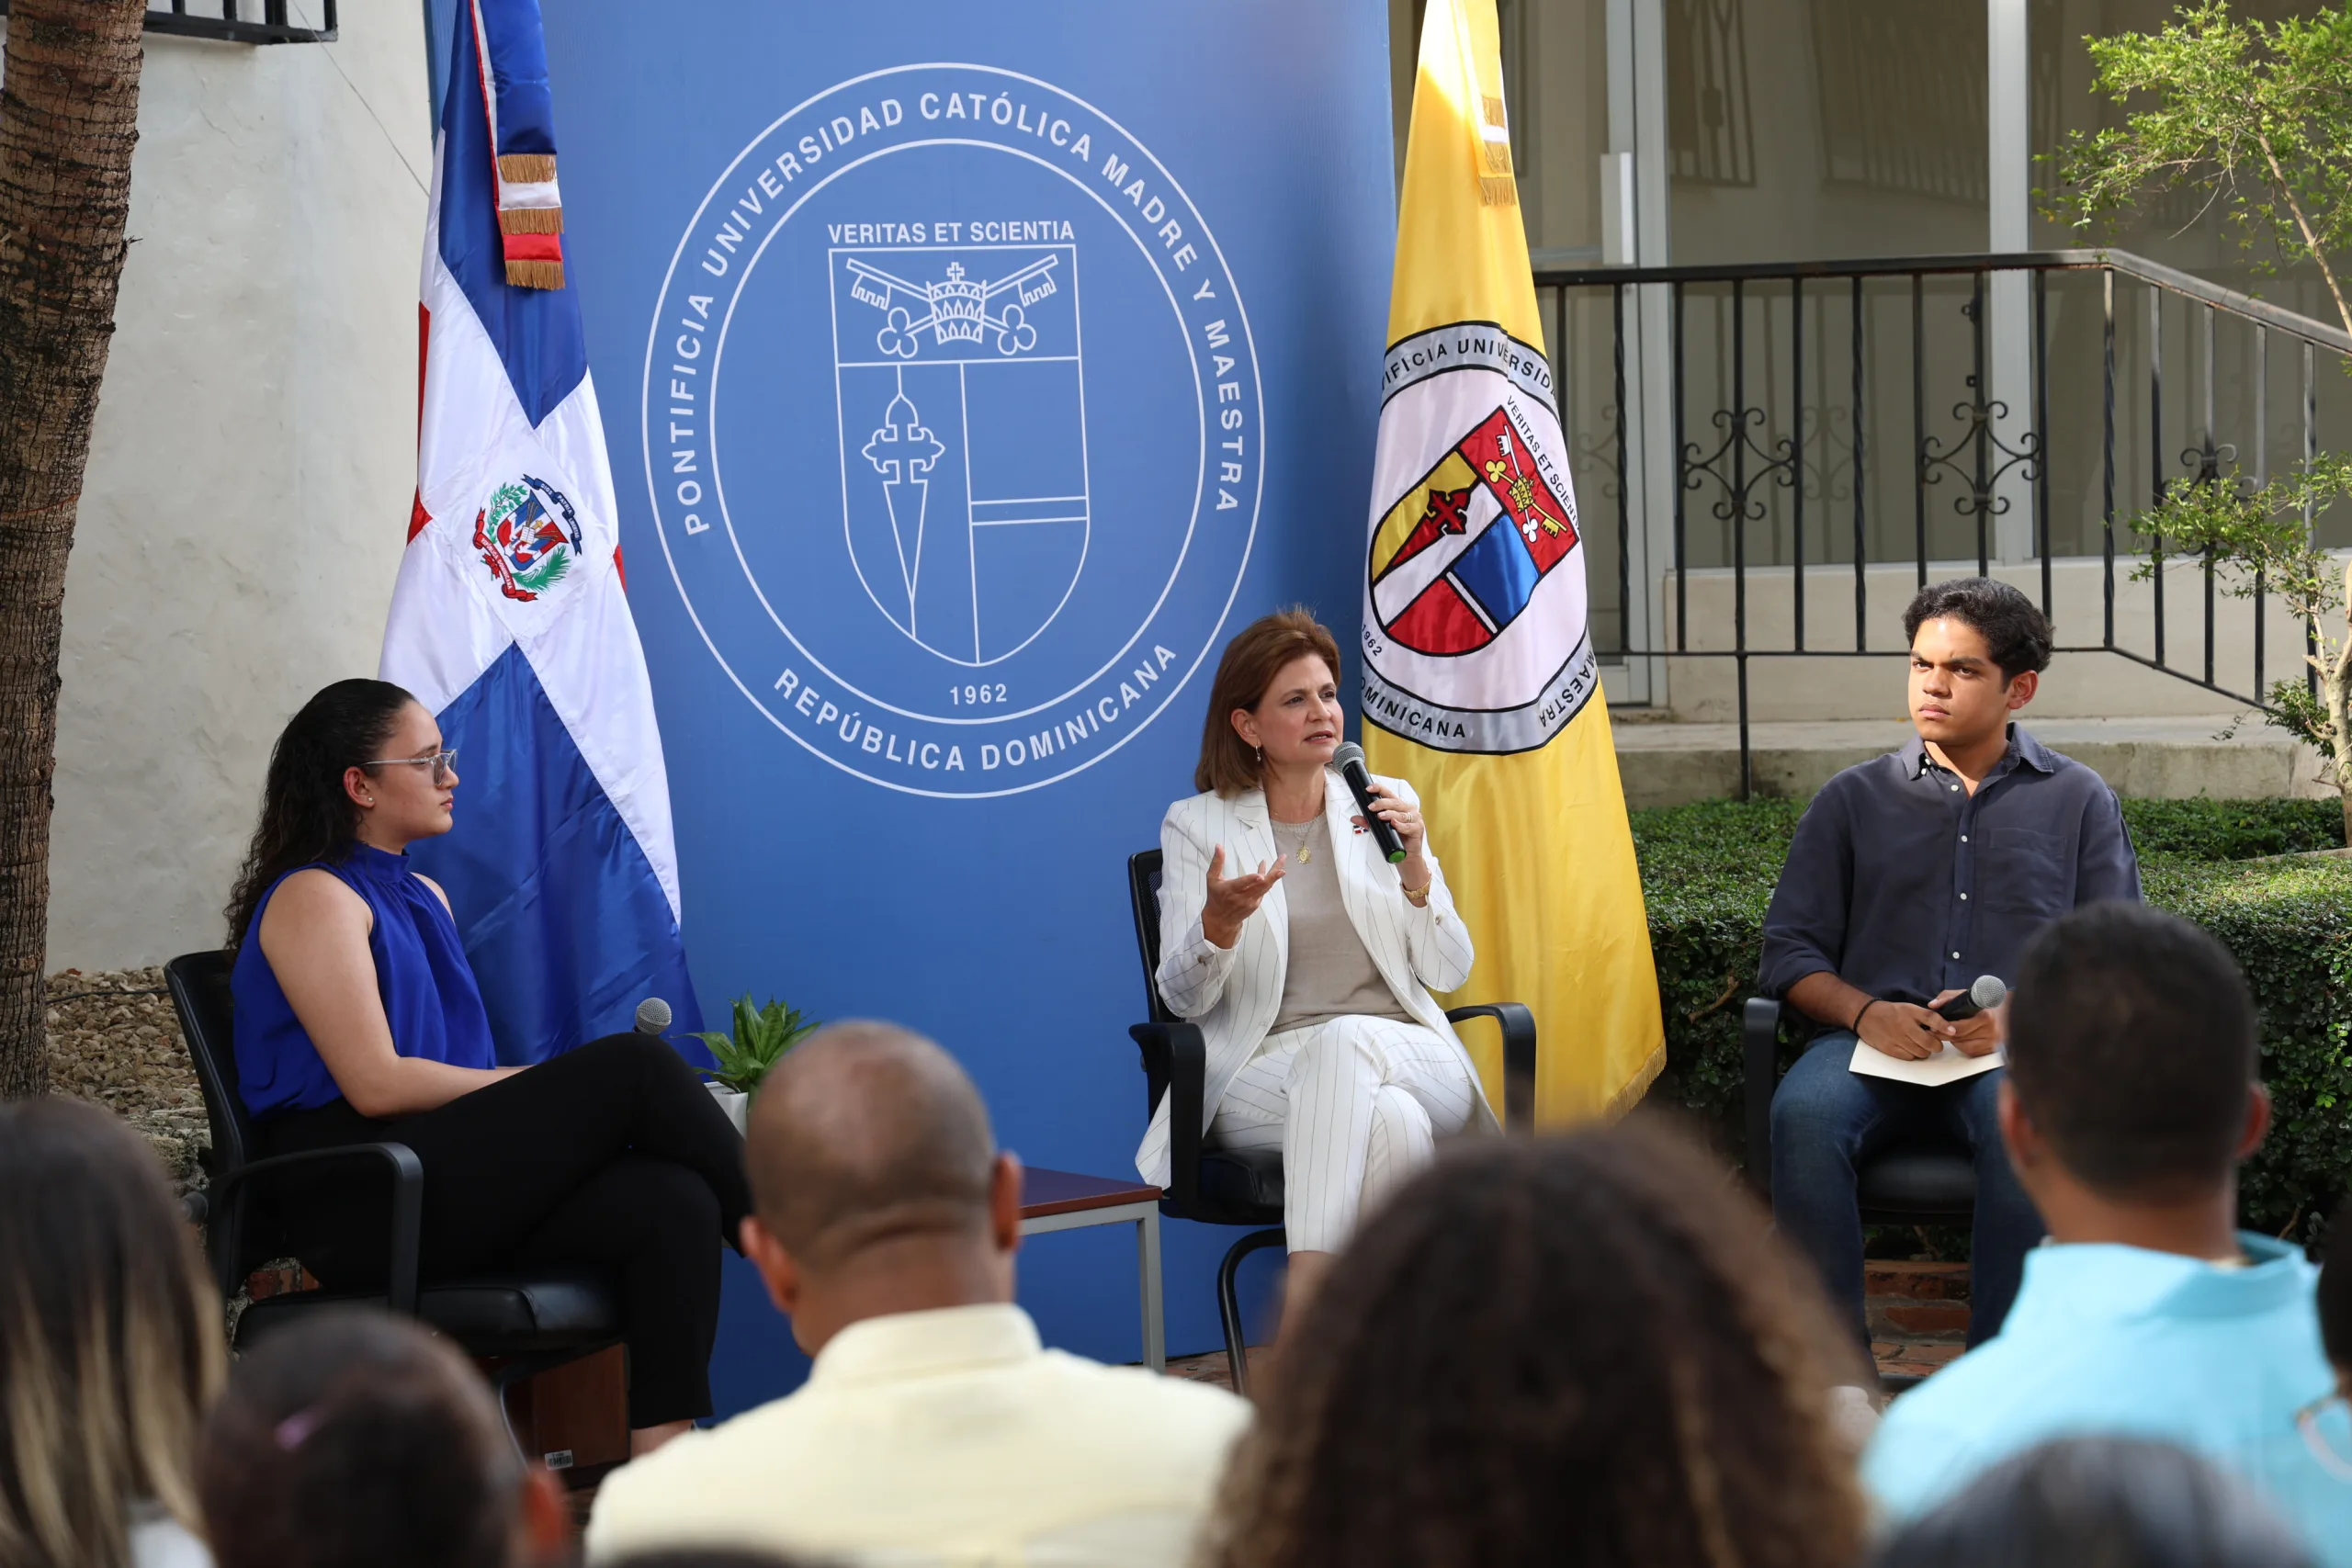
left=691, top=994, right=820, bottom=1133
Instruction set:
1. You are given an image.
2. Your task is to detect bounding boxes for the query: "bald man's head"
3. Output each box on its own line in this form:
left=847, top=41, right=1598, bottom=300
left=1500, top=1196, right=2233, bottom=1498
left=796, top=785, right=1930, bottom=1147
left=745, top=1021, right=998, bottom=1268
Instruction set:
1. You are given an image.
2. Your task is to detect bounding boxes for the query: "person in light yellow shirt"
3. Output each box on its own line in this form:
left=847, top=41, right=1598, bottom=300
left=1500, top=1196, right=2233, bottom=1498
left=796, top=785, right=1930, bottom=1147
left=584, top=1021, right=1251, bottom=1568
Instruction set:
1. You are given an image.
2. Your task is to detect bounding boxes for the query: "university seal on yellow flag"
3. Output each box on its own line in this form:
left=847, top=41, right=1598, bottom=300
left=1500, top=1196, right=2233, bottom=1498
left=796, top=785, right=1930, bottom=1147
left=1363, top=327, right=1599, bottom=754
left=1362, top=0, right=1664, bottom=1125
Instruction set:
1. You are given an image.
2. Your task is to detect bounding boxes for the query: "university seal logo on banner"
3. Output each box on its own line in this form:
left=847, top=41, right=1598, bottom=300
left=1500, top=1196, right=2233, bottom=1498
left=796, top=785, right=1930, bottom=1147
left=644, top=65, right=1262, bottom=797
left=1360, top=322, right=1598, bottom=754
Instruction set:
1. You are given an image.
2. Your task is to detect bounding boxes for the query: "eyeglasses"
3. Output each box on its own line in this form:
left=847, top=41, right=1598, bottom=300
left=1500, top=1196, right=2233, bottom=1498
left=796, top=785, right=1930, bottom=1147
left=2296, top=1391, right=2352, bottom=1482
left=362, top=749, right=458, bottom=785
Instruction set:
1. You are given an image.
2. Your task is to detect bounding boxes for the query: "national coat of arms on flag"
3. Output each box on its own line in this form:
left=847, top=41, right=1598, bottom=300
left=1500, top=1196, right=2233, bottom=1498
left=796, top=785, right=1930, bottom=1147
left=382, top=0, right=701, bottom=1064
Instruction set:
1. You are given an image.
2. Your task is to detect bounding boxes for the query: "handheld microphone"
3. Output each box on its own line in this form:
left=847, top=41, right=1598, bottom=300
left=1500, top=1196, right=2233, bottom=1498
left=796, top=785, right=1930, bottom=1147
left=1933, top=975, right=2007, bottom=1022
left=634, top=997, right=673, bottom=1036
left=1330, top=741, right=1408, bottom=863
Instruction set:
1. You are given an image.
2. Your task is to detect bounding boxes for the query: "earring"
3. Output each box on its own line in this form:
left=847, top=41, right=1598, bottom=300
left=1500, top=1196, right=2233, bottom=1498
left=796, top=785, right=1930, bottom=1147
left=1254, top=746, right=1262, bottom=768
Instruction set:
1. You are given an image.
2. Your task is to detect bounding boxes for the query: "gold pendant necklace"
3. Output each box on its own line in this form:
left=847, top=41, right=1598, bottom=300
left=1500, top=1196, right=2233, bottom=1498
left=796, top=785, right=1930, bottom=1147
left=1276, top=817, right=1314, bottom=863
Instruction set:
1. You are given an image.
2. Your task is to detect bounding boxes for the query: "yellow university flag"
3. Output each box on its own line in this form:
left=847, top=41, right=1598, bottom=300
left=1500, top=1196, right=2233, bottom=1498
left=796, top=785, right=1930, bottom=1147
left=1362, top=0, right=1664, bottom=1123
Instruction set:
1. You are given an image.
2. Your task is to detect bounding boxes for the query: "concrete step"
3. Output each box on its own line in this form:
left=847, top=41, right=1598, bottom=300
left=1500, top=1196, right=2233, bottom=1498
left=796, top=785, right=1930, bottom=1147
left=1611, top=713, right=2332, bottom=809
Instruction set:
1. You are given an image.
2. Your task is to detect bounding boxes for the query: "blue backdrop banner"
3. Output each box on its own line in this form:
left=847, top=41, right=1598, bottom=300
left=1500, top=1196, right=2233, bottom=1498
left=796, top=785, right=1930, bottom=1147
left=545, top=0, right=1396, bottom=1411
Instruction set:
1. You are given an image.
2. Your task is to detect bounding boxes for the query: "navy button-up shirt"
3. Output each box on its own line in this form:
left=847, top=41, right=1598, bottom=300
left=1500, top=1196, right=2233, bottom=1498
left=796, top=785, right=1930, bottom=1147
left=1758, top=725, right=2142, bottom=1027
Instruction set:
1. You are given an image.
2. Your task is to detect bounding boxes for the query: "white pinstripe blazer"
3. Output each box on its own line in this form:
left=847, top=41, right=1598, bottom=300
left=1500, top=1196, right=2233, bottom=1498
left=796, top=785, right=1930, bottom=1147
left=1133, top=770, right=1492, bottom=1189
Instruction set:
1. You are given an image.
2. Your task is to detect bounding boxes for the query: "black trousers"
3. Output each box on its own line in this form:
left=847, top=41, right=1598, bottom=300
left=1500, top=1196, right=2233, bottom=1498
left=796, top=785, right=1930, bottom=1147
left=259, top=1032, right=752, bottom=1427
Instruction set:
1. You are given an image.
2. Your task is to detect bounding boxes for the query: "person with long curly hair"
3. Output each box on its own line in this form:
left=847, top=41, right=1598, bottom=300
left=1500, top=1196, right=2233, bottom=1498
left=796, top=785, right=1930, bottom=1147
left=1203, top=1120, right=1868, bottom=1568
left=223, top=678, right=750, bottom=1455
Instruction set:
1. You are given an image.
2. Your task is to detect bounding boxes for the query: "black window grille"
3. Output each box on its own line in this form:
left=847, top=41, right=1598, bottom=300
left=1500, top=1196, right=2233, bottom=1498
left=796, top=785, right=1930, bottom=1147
left=1811, top=0, right=1984, bottom=205
left=0, top=1, right=337, bottom=45
left=1668, top=0, right=1757, bottom=187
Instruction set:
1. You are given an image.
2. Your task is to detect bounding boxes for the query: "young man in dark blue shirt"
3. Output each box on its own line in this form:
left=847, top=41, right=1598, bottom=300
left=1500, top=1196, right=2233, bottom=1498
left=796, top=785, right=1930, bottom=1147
left=1758, top=578, right=2142, bottom=1348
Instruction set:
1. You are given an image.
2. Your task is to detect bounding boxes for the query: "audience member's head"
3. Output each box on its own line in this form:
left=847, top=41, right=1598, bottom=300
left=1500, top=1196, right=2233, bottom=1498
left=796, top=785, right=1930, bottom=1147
left=0, top=1098, right=225, bottom=1568
left=2003, top=902, right=2266, bottom=1217
left=741, top=1020, right=1022, bottom=1353
left=198, top=1308, right=567, bottom=1568
left=1206, top=1119, right=1865, bottom=1568
left=2322, top=1199, right=2352, bottom=1396
left=1871, top=1435, right=2313, bottom=1568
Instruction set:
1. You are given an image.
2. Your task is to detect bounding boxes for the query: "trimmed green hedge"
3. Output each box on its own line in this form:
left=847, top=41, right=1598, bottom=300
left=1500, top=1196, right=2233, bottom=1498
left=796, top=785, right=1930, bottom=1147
left=1634, top=796, right=2351, bottom=1244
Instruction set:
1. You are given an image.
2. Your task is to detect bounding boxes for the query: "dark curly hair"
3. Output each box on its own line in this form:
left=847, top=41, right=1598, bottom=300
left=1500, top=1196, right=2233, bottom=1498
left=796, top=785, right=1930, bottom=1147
left=1204, top=1119, right=1867, bottom=1568
left=223, top=679, right=417, bottom=950
left=1902, top=577, right=2053, bottom=682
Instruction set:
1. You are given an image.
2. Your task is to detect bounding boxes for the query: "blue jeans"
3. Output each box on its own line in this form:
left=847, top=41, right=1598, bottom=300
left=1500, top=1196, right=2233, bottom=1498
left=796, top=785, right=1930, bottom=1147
left=1769, top=1031, right=2043, bottom=1350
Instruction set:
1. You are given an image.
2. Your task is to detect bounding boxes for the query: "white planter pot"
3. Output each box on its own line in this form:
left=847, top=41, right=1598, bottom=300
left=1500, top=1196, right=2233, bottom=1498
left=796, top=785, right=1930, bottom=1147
left=707, top=1082, right=750, bottom=1135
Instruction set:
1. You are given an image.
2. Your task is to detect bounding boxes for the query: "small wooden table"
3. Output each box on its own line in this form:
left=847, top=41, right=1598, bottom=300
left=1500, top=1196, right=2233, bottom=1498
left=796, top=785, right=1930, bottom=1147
left=1018, top=1167, right=1165, bottom=1371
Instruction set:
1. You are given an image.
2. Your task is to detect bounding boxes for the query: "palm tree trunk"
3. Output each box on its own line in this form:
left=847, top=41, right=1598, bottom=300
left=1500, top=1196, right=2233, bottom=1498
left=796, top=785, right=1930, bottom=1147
left=0, top=0, right=146, bottom=1099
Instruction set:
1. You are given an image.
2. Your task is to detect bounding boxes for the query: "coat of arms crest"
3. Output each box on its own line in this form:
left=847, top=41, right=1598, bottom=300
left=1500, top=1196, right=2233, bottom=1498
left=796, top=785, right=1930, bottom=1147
left=474, top=474, right=583, bottom=603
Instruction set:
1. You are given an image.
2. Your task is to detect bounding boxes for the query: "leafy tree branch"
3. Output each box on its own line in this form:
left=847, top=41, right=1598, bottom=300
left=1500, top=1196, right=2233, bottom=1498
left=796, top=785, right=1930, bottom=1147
left=2046, top=0, right=2352, bottom=339
left=2129, top=457, right=2352, bottom=836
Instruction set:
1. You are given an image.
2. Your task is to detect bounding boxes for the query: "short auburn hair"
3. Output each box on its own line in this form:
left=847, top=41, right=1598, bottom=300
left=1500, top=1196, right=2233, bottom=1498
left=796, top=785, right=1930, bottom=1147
left=1194, top=608, right=1342, bottom=795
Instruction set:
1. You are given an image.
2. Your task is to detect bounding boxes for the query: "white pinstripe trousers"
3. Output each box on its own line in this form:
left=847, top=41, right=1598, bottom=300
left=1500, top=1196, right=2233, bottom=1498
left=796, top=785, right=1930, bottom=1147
left=1206, top=1015, right=1480, bottom=1253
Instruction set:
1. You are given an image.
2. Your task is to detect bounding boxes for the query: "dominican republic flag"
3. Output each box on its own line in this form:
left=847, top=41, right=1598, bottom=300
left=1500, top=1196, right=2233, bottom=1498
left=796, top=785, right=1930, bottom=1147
left=380, top=0, right=702, bottom=1064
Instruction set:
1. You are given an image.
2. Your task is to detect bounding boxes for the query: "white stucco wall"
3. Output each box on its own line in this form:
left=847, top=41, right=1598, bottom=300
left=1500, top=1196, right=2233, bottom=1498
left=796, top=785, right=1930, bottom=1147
left=45, top=12, right=430, bottom=972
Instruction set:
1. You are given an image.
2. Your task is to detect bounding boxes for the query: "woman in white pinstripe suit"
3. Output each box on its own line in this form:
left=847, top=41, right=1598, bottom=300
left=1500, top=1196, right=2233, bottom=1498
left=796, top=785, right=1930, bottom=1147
left=1136, top=609, right=1496, bottom=1319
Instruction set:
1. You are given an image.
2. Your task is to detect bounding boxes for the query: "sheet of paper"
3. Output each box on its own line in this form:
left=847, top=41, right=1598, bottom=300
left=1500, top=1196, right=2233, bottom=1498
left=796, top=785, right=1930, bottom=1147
left=1849, top=1040, right=2004, bottom=1088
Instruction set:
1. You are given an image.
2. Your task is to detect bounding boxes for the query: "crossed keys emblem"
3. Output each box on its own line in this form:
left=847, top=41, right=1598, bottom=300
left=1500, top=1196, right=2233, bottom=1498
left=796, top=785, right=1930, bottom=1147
left=845, top=254, right=1061, bottom=359
left=1484, top=427, right=1564, bottom=541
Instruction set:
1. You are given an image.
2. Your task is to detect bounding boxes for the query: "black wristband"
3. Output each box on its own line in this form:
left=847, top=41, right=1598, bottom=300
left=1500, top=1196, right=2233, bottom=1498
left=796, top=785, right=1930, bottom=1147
left=1851, top=998, right=1879, bottom=1033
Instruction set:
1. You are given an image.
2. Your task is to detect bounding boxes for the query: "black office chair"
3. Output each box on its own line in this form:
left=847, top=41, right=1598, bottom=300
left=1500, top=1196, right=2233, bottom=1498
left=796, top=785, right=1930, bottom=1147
left=1741, top=996, right=1976, bottom=1221
left=1125, top=851, right=1536, bottom=1393
left=166, top=951, right=624, bottom=1450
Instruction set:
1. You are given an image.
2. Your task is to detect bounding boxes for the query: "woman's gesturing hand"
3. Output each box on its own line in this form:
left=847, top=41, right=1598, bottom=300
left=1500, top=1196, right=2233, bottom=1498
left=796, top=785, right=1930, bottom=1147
left=1201, top=844, right=1285, bottom=950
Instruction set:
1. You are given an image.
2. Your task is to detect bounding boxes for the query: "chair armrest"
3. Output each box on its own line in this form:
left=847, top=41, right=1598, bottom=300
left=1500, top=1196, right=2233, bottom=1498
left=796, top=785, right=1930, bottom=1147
left=1445, top=1003, right=1538, bottom=1132
left=1128, top=1021, right=1206, bottom=1211
left=1741, top=998, right=1781, bottom=1199
left=212, top=1143, right=424, bottom=1316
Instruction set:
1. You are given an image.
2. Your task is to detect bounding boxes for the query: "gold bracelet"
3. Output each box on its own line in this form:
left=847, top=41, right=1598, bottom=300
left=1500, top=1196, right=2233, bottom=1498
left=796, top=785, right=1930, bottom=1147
left=1402, top=879, right=1431, bottom=908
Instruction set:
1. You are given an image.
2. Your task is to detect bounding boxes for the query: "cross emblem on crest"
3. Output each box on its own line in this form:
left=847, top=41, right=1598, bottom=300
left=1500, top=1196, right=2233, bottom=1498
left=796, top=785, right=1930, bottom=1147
left=1421, top=485, right=1474, bottom=536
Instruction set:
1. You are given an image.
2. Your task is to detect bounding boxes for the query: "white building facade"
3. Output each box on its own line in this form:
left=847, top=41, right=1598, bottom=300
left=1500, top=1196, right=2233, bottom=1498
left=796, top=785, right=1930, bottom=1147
left=44, top=4, right=428, bottom=971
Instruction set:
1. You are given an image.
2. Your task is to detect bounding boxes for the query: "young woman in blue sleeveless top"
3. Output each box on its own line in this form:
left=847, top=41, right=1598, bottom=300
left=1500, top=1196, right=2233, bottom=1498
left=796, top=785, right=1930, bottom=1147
left=226, top=680, right=749, bottom=1456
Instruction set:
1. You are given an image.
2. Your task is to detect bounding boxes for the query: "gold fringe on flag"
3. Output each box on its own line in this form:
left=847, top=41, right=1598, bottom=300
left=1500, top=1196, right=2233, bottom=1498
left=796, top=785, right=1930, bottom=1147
left=498, top=206, right=564, bottom=236
left=504, top=258, right=565, bottom=289
left=1478, top=175, right=1519, bottom=207
left=497, top=153, right=557, bottom=185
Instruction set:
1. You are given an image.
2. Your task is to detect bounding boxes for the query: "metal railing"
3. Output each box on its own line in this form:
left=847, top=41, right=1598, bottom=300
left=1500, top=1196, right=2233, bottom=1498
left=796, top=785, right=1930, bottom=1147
left=1533, top=249, right=2352, bottom=795
left=0, top=1, right=338, bottom=44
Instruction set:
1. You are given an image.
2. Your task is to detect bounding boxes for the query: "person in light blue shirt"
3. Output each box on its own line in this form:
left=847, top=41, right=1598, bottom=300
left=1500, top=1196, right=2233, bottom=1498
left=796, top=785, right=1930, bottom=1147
left=1862, top=903, right=2352, bottom=1565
